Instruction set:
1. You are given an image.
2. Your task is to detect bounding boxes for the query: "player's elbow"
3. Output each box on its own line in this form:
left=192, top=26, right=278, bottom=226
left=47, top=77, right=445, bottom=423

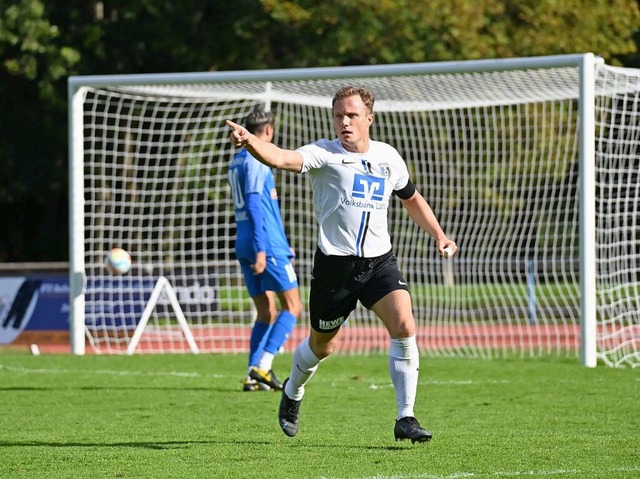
left=273, top=151, right=303, bottom=172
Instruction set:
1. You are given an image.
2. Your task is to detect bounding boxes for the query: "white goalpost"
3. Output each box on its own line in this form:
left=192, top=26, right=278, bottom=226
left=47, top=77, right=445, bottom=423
left=68, top=53, right=640, bottom=367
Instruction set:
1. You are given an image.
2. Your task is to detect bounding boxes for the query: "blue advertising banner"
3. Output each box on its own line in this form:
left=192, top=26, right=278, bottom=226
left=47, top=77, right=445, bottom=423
left=0, top=276, right=69, bottom=344
left=0, top=273, right=219, bottom=346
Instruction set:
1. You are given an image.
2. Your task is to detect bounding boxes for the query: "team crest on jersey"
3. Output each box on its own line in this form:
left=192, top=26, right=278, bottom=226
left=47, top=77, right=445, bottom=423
left=352, top=174, right=385, bottom=201
left=379, top=163, right=391, bottom=179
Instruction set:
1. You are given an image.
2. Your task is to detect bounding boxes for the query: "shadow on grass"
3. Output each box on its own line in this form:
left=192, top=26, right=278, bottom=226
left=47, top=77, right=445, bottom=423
left=0, top=439, right=407, bottom=451
left=0, top=386, right=291, bottom=393
left=0, top=386, right=214, bottom=391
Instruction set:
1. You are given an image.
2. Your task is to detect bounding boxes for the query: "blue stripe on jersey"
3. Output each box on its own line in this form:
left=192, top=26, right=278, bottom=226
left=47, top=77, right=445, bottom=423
left=355, top=211, right=371, bottom=256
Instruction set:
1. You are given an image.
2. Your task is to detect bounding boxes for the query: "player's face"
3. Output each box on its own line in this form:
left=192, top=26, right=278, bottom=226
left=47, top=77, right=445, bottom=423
left=333, top=95, right=373, bottom=153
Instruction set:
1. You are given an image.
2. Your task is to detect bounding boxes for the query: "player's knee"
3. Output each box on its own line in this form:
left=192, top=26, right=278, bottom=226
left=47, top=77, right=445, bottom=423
left=279, top=290, right=304, bottom=318
left=255, top=306, right=277, bottom=324
left=309, top=335, right=337, bottom=359
left=389, top=317, right=416, bottom=338
left=288, top=298, right=303, bottom=319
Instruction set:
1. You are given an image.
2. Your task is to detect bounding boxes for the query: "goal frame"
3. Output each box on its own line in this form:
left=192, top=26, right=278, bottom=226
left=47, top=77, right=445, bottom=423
left=67, top=53, right=597, bottom=365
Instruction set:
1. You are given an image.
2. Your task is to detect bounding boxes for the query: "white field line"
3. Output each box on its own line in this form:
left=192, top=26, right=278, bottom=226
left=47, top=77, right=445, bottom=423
left=0, top=364, right=510, bottom=385
left=369, top=379, right=510, bottom=389
left=0, top=364, right=222, bottom=378
left=320, top=466, right=640, bottom=479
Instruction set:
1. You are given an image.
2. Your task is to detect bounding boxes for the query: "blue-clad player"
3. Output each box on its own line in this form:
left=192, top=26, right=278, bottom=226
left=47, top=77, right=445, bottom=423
left=227, top=107, right=303, bottom=392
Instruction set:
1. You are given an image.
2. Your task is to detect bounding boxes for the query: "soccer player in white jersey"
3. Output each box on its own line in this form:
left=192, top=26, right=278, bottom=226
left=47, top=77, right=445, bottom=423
left=226, top=87, right=457, bottom=443
left=227, top=107, right=303, bottom=392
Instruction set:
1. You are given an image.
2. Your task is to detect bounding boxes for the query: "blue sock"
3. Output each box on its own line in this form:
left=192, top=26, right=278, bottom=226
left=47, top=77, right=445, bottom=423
left=249, top=321, right=270, bottom=367
left=263, top=310, right=297, bottom=355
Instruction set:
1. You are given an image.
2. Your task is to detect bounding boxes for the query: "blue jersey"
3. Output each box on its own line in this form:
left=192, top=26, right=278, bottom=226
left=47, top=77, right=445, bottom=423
left=228, top=149, right=293, bottom=261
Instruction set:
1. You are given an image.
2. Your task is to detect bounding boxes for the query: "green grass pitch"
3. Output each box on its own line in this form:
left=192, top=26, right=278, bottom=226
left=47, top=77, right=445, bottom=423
left=0, top=349, right=638, bottom=478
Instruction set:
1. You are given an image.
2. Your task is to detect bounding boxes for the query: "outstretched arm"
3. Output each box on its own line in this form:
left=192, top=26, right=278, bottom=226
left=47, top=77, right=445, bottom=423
left=226, top=120, right=304, bottom=173
left=400, top=190, right=457, bottom=257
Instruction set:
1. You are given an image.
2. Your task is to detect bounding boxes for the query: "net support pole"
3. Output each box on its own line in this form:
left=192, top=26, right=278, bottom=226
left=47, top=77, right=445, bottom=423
left=68, top=85, right=86, bottom=356
left=264, top=81, right=273, bottom=111
left=127, top=277, right=200, bottom=355
left=578, top=53, right=597, bottom=368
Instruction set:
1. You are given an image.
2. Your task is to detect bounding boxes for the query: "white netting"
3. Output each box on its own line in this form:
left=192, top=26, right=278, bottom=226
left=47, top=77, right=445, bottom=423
left=594, top=65, right=640, bottom=367
left=71, top=58, right=640, bottom=365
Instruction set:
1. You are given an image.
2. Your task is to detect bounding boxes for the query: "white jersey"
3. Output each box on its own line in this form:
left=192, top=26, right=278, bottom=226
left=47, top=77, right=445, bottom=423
left=298, top=138, right=410, bottom=257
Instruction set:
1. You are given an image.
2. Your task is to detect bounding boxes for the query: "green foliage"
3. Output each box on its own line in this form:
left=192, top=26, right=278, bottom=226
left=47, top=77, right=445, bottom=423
left=258, top=0, right=640, bottom=66
left=0, top=351, right=638, bottom=478
left=0, top=0, right=79, bottom=92
left=1, top=0, right=640, bottom=261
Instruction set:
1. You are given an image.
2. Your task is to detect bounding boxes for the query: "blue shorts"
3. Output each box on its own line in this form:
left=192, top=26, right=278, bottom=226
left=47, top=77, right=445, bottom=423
left=239, top=254, right=299, bottom=297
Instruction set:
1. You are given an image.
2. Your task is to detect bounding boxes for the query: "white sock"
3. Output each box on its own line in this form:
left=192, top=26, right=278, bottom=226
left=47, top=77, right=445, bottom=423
left=257, top=351, right=275, bottom=371
left=285, top=337, right=321, bottom=401
left=388, top=336, right=420, bottom=420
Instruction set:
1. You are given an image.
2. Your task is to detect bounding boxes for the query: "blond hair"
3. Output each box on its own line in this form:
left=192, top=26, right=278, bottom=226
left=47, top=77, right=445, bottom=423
left=332, top=86, right=375, bottom=113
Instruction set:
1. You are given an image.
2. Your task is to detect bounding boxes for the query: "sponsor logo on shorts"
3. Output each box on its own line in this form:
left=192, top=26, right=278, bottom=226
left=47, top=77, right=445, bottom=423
left=318, top=317, right=345, bottom=330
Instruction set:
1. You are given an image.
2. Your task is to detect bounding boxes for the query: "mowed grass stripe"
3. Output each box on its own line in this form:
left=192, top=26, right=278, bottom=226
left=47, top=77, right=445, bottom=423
left=0, top=350, right=638, bottom=479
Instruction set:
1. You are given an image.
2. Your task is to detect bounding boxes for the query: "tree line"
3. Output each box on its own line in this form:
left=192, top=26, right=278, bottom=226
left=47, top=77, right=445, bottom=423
left=1, top=0, right=639, bottom=262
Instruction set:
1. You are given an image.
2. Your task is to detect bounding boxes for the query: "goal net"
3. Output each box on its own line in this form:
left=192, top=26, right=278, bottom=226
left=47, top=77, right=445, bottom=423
left=68, top=54, right=640, bottom=367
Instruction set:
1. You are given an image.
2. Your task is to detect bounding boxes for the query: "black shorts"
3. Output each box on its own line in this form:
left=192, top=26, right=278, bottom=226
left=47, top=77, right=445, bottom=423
left=309, top=249, right=410, bottom=333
